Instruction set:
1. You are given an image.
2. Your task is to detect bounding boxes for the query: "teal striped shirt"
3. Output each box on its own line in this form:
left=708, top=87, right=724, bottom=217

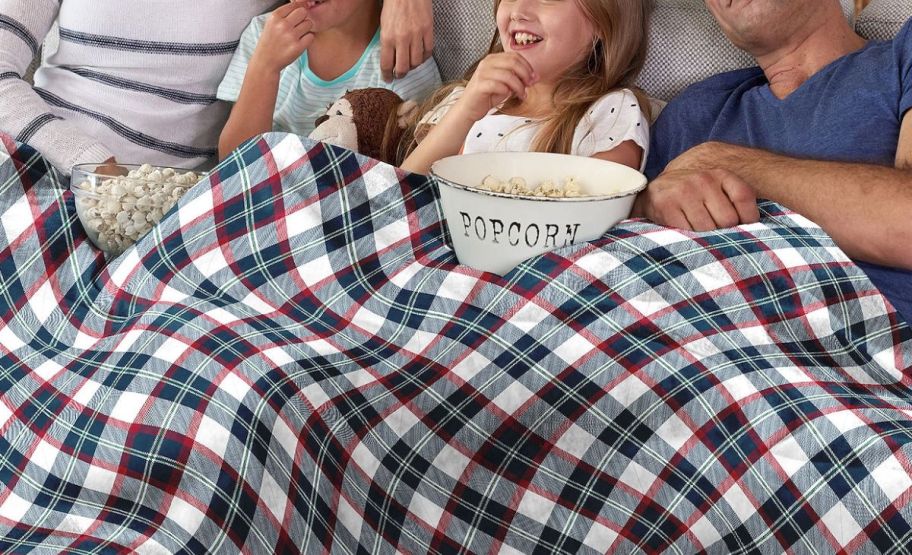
left=217, top=15, right=442, bottom=136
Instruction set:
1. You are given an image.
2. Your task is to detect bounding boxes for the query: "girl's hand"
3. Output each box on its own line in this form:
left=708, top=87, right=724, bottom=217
left=454, top=53, right=537, bottom=122
left=250, top=2, right=314, bottom=74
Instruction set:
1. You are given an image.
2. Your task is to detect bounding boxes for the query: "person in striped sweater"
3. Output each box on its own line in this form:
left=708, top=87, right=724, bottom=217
left=0, top=0, right=435, bottom=174
left=217, top=0, right=441, bottom=159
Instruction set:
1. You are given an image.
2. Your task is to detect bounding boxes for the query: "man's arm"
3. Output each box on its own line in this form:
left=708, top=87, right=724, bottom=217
left=897, top=110, right=912, bottom=170
left=379, top=0, right=434, bottom=82
left=638, top=135, right=912, bottom=270
left=0, top=0, right=114, bottom=172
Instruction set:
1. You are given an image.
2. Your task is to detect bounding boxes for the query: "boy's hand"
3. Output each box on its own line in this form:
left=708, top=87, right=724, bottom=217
left=454, top=53, right=537, bottom=122
left=251, top=2, right=314, bottom=74
left=380, top=0, right=434, bottom=81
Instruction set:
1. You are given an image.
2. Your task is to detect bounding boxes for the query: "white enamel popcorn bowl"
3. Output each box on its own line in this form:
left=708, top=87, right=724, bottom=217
left=430, top=152, right=647, bottom=275
left=71, top=163, right=202, bottom=256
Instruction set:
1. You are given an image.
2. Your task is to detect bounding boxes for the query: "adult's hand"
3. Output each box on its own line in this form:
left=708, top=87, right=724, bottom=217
left=633, top=166, right=760, bottom=232
left=380, top=0, right=434, bottom=81
left=94, top=157, right=128, bottom=177
left=639, top=141, right=912, bottom=268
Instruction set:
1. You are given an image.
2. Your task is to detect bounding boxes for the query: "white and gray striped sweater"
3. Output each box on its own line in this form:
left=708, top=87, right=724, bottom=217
left=0, top=0, right=278, bottom=173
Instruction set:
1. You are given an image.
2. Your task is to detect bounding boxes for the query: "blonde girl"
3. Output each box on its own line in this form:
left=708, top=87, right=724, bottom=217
left=401, top=0, right=652, bottom=174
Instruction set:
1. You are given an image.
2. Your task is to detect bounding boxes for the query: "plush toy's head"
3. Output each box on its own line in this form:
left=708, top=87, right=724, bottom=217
left=309, top=88, right=417, bottom=166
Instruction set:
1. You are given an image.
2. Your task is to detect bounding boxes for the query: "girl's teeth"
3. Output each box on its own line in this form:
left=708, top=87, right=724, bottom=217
left=514, top=32, right=541, bottom=45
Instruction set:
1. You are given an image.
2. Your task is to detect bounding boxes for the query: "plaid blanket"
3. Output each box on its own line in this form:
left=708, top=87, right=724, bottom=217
left=0, top=132, right=910, bottom=554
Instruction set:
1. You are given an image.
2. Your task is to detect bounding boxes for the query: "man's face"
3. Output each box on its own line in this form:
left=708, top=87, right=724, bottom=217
left=703, top=0, right=815, bottom=52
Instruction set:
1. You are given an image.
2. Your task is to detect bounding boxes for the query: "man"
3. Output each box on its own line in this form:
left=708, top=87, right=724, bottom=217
left=639, top=0, right=912, bottom=323
left=0, top=0, right=433, bottom=174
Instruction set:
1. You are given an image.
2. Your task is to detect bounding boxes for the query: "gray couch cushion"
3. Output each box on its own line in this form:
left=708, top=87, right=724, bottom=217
left=431, top=0, right=859, bottom=100
left=432, top=0, right=495, bottom=82
left=25, top=0, right=906, bottom=96
left=637, top=2, right=753, bottom=102
left=24, top=55, right=40, bottom=84
left=857, top=0, right=912, bottom=41
left=637, top=0, right=856, bottom=101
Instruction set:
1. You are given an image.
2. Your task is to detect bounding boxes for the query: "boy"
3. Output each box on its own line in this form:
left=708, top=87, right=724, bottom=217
left=218, top=0, right=441, bottom=158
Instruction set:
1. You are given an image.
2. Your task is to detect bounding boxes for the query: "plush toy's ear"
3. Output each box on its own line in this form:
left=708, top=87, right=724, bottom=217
left=396, top=101, right=419, bottom=129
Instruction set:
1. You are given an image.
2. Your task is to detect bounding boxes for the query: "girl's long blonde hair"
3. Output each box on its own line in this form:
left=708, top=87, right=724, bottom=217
left=410, top=0, right=652, bottom=156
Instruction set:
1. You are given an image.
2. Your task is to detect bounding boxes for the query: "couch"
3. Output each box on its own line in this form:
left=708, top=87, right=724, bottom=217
left=433, top=0, right=911, bottom=100
left=25, top=1, right=911, bottom=99
left=1, top=3, right=910, bottom=554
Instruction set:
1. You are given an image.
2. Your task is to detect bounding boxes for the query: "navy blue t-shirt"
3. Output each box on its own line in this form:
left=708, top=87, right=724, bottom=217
left=646, top=19, right=912, bottom=324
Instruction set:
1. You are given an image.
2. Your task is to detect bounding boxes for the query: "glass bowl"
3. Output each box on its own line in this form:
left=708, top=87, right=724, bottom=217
left=70, top=163, right=202, bottom=256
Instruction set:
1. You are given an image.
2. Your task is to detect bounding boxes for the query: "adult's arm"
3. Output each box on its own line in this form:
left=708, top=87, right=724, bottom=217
left=380, top=0, right=434, bottom=82
left=636, top=122, right=912, bottom=269
left=897, top=110, right=912, bottom=170
left=0, top=0, right=113, bottom=171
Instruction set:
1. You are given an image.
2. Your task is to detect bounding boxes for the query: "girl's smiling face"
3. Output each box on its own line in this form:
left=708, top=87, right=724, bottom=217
left=496, top=0, right=597, bottom=83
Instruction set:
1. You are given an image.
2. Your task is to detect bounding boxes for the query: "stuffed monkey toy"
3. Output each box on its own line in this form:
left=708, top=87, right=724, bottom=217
left=309, top=88, right=419, bottom=166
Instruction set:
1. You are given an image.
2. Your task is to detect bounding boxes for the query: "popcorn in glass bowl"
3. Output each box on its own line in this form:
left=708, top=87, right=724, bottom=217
left=70, top=163, right=202, bottom=256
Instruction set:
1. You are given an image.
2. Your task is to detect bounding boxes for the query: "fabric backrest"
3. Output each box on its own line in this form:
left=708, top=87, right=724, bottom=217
left=856, top=0, right=912, bottom=40
left=23, top=1, right=908, bottom=95
left=637, top=0, right=856, bottom=101
left=432, top=0, right=859, bottom=100
left=636, top=1, right=752, bottom=102
left=432, top=0, right=495, bottom=83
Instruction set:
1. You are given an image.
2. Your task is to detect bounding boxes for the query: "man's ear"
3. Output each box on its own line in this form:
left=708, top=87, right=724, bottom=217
left=396, top=101, right=419, bottom=129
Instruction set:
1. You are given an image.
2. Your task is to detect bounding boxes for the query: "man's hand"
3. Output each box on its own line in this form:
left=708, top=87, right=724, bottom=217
left=380, top=0, right=434, bottom=81
left=640, top=141, right=912, bottom=268
left=633, top=167, right=760, bottom=231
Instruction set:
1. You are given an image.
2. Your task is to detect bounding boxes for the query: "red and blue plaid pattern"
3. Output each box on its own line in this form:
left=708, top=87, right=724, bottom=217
left=0, top=132, right=910, bottom=553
